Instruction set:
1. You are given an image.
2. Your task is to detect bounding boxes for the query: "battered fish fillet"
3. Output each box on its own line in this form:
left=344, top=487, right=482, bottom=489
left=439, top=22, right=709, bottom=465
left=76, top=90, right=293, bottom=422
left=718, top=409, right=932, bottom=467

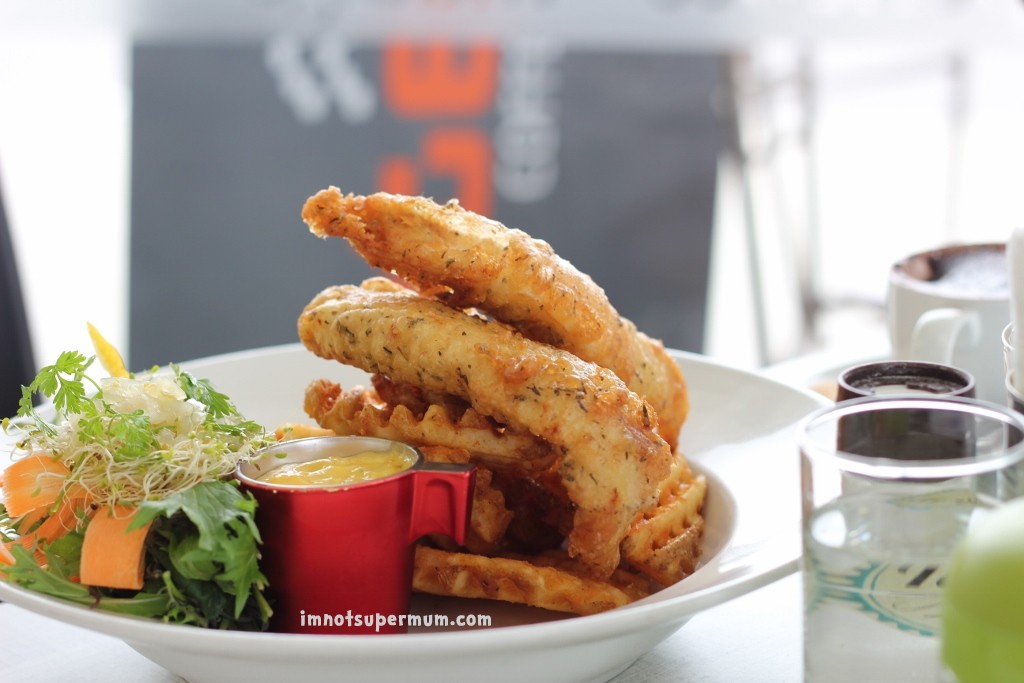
left=298, top=283, right=672, bottom=578
left=301, top=187, right=689, bottom=449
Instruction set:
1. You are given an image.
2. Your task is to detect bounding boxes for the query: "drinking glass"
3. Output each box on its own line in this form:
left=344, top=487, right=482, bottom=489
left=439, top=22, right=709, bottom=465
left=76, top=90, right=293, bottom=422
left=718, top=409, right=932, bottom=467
left=800, top=397, right=1024, bottom=683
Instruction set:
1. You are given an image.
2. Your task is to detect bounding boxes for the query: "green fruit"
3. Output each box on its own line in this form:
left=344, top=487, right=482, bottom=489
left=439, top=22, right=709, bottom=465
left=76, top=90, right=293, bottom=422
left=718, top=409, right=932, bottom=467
left=942, top=498, right=1024, bottom=683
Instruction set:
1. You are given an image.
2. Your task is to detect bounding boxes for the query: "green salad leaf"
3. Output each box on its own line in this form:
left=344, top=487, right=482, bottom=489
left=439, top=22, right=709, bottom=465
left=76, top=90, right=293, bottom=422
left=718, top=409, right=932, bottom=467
left=134, top=480, right=270, bottom=627
left=3, top=531, right=173, bottom=618
left=0, top=349, right=274, bottom=631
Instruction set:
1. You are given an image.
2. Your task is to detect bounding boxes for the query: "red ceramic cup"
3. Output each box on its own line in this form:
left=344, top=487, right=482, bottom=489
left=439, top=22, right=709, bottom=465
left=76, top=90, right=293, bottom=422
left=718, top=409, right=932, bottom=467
left=236, top=436, right=475, bottom=635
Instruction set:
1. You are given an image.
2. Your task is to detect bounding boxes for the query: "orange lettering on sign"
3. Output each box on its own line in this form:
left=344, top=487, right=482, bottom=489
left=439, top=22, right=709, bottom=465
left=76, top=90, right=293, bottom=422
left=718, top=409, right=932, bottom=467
left=374, top=129, right=493, bottom=216
left=424, top=128, right=492, bottom=216
left=377, top=156, right=420, bottom=196
left=382, top=42, right=499, bottom=118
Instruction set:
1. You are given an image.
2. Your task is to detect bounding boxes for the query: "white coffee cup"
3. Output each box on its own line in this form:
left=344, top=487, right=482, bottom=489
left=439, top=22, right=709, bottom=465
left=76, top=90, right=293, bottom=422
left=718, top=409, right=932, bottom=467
left=887, top=243, right=1009, bottom=405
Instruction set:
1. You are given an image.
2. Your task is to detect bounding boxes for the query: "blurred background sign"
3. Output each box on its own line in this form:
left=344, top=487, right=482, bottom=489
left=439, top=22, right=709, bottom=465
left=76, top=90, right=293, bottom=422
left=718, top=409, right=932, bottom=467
left=128, top=38, right=722, bottom=367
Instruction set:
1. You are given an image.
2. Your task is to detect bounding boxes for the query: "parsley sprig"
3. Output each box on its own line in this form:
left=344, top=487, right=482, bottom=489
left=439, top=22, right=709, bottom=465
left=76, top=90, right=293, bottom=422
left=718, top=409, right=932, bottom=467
left=14, top=351, right=98, bottom=436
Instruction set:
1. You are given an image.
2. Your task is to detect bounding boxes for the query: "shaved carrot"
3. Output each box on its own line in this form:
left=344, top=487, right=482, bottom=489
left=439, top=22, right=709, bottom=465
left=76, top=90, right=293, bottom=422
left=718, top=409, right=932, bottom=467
left=14, top=483, right=93, bottom=563
left=79, top=504, right=152, bottom=590
left=4, top=484, right=93, bottom=565
left=11, top=505, right=48, bottom=535
left=2, top=454, right=71, bottom=518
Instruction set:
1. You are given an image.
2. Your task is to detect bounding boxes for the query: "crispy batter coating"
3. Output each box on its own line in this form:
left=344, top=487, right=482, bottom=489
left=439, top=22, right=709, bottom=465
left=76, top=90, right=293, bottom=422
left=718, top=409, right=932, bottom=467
left=301, top=187, right=689, bottom=449
left=298, top=282, right=672, bottom=578
left=412, top=545, right=654, bottom=616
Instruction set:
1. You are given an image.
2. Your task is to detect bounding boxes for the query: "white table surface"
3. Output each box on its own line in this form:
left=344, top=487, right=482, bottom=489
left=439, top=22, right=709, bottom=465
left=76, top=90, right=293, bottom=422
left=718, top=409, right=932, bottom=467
left=0, top=572, right=803, bottom=683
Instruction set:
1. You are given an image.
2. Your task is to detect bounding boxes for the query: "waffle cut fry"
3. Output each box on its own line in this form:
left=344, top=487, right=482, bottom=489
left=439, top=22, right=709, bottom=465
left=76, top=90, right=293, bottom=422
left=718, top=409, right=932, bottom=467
left=304, top=378, right=560, bottom=477
left=621, top=453, right=707, bottom=586
left=412, top=546, right=656, bottom=616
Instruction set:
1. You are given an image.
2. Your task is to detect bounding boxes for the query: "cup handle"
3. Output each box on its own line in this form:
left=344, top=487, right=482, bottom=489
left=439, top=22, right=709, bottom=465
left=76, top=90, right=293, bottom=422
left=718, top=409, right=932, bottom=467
left=910, top=308, right=981, bottom=364
left=408, top=463, right=476, bottom=544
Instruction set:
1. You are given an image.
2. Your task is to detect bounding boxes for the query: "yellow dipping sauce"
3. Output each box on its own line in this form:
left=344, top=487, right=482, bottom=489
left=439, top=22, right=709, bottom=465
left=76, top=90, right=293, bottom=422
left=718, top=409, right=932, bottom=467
left=259, top=446, right=416, bottom=487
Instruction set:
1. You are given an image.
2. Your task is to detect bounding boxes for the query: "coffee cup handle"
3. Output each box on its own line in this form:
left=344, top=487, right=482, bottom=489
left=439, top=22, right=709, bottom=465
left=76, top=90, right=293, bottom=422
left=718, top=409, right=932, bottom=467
left=910, top=308, right=981, bottom=364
